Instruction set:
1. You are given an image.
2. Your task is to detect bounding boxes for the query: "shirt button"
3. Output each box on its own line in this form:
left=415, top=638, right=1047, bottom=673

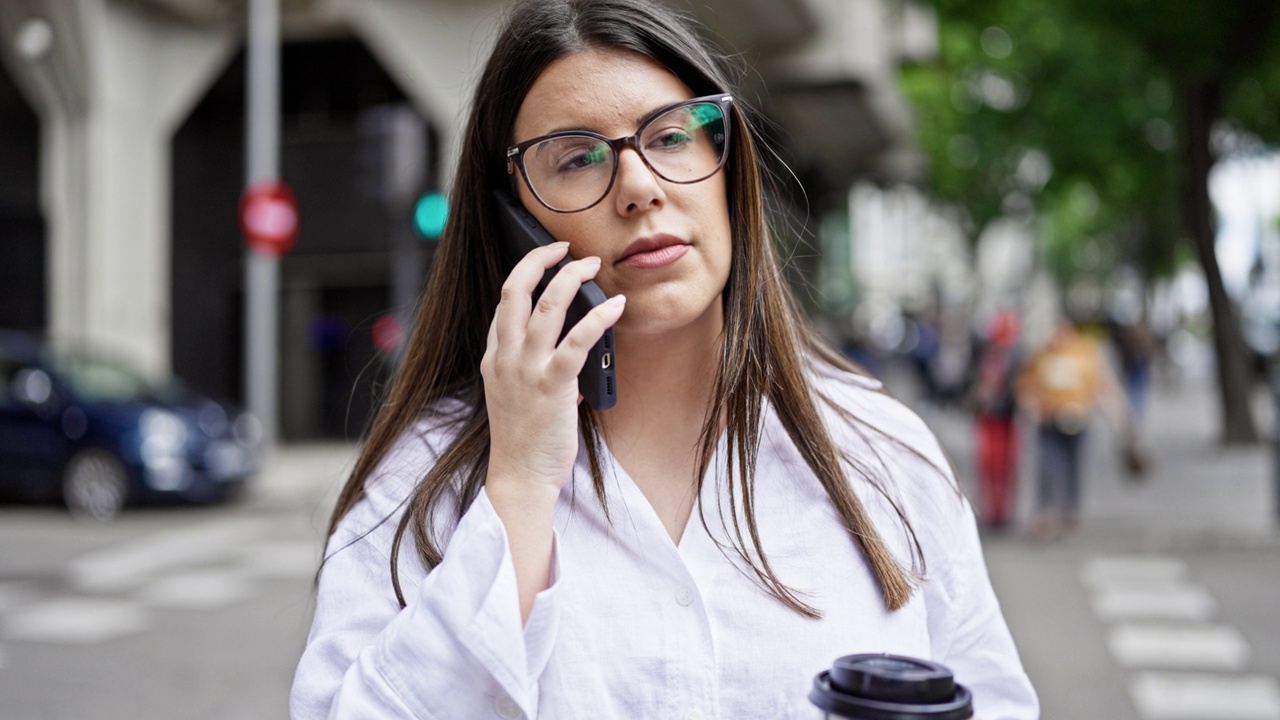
left=495, top=696, right=521, bottom=719
left=676, top=587, right=695, bottom=606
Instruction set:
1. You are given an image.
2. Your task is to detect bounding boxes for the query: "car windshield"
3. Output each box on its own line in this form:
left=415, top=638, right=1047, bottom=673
left=49, top=355, right=173, bottom=403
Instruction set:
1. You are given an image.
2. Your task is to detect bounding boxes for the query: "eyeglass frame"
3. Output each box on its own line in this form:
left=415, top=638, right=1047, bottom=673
left=505, top=93, right=735, bottom=214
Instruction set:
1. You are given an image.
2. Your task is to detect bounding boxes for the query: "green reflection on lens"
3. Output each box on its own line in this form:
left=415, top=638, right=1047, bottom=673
left=687, top=103, right=723, bottom=129
left=581, top=143, right=610, bottom=167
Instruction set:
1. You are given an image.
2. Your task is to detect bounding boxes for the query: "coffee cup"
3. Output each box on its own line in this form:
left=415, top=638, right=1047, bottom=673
left=809, top=653, right=973, bottom=719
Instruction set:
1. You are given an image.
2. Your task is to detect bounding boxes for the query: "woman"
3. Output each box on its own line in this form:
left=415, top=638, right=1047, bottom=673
left=291, top=0, right=1038, bottom=718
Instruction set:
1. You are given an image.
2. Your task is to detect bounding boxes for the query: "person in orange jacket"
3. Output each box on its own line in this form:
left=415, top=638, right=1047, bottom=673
left=1016, top=318, right=1132, bottom=541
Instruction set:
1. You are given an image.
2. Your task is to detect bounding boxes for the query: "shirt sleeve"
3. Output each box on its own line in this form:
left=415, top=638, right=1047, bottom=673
left=924, top=495, right=1040, bottom=720
left=290, top=488, right=562, bottom=720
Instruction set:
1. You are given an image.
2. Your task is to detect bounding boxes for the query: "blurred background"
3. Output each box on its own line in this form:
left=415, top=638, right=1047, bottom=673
left=0, top=0, right=1278, bottom=718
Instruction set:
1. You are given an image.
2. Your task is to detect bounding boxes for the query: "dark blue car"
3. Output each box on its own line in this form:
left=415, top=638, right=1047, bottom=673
left=0, top=331, right=261, bottom=519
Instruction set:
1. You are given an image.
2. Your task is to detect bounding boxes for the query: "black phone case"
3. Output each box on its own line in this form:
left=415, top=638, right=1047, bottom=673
left=492, top=190, right=617, bottom=411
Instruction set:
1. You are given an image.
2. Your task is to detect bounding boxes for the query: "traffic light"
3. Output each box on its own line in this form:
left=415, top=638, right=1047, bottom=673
left=413, top=192, right=448, bottom=240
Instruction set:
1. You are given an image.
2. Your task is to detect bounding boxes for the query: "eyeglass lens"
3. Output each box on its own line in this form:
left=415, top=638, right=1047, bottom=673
left=522, top=101, right=727, bottom=212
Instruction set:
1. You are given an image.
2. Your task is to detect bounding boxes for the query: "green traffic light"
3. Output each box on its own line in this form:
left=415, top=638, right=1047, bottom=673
left=414, top=192, right=448, bottom=239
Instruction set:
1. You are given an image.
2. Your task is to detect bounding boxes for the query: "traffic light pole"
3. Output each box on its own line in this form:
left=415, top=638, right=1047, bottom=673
left=244, top=0, right=281, bottom=449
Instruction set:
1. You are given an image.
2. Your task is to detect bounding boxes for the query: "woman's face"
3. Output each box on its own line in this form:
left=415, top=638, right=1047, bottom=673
left=511, top=49, right=733, bottom=339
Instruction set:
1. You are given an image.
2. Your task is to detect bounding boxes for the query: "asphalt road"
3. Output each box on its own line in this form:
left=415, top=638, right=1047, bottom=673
left=0, top=493, right=328, bottom=720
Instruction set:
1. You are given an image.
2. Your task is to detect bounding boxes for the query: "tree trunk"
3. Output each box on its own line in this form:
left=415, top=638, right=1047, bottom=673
left=1179, top=79, right=1258, bottom=444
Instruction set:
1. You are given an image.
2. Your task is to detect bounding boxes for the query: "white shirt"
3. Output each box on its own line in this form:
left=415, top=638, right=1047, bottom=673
left=291, top=369, right=1039, bottom=719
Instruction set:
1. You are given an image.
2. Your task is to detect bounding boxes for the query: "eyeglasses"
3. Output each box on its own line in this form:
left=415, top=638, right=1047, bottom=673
left=506, top=94, right=734, bottom=213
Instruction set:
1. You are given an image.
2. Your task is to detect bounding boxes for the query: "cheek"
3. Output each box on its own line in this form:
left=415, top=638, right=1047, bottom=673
left=531, top=209, right=608, bottom=260
left=701, top=195, right=734, bottom=282
left=560, top=225, right=611, bottom=261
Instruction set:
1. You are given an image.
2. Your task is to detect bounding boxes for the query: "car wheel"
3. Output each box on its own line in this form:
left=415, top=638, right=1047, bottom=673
left=63, top=449, right=130, bottom=520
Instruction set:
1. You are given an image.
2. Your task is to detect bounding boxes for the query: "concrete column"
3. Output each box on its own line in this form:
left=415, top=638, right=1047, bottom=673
left=314, top=0, right=506, bottom=193
left=1, top=0, right=234, bottom=380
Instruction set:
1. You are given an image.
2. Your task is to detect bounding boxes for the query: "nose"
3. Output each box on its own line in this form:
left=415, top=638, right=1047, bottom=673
left=612, top=147, right=665, bottom=215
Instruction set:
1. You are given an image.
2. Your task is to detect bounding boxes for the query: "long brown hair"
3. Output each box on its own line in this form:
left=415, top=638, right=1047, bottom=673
left=326, top=0, right=922, bottom=615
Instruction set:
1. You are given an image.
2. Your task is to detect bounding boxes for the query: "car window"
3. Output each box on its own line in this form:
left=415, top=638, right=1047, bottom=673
left=49, top=355, right=158, bottom=402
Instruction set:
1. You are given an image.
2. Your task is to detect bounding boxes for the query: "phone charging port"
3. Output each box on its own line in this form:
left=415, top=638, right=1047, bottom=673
left=601, top=352, right=612, bottom=369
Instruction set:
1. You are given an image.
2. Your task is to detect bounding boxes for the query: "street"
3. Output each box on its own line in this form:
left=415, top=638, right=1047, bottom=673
left=0, top=447, right=351, bottom=720
left=0, top=374, right=1276, bottom=719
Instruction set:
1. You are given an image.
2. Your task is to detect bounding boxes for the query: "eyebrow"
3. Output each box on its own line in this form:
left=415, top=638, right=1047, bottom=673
left=538, top=97, right=691, bottom=137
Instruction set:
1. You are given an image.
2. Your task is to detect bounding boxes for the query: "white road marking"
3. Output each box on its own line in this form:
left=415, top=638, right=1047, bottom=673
left=237, top=540, right=320, bottom=579
left=1093, top=585, right=1218, bottom=622
left=0, top=598, right=148, bottom=644
left=1130, top=672, right=1280, bottom=720
left=1109, top=624, right=1252, bottom=671
left=135, top=570, right=255, bottom=610
left=1081, top=556, right=1189, bottom=590
left=67, top=517, right=272, bottom=593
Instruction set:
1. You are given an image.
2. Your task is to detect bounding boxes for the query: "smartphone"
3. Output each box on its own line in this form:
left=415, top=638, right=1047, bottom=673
left=492, top=189, right=617, bottom=411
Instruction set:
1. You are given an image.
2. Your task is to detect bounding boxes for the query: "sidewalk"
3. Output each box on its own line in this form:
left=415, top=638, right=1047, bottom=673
left=243, top=441, right=359, bottom=534
left=903, top=367, right=1279, bottom=549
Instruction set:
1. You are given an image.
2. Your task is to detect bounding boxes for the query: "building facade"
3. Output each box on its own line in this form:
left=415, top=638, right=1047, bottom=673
left=0, top=0, right=933, bottom=440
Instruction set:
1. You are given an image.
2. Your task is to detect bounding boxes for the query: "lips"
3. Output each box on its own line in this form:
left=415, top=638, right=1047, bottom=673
left=617, top=234, right=690, bottom=269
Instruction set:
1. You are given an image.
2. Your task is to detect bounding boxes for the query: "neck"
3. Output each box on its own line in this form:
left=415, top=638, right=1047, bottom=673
left=600, top=304, right=723, bottom=459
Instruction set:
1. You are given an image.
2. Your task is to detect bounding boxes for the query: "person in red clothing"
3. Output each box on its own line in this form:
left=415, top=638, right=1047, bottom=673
left=969, top=311, right=1022, bottom=530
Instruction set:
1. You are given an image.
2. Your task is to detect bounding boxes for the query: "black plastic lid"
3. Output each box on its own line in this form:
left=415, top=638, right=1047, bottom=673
left=809, top=654, right=973, bottom=719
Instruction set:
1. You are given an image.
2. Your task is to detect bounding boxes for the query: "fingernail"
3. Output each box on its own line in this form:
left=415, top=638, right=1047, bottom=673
left=551, top=241, right=570, bottom=249
left=584, top=256, right=602, bottom=266
left=609, top=294, right=627, bottom=306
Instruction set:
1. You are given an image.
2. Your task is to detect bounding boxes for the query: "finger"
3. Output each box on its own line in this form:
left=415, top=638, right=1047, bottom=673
left=548, top=294, right=626, bottom=381
left=494, top=242, right=571, bottom=347
left=525, top=256, right=603, bottom=351
left=480, top=313, right=500, bottom=380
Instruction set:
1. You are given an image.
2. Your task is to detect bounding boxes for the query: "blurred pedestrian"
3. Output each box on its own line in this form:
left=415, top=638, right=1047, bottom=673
left=904, top=311, right=942, bottom=403
left=1016, top=318, right=1132, bottom=542
left=968, top=311, right=1022, bottom=530
left=1110, top=318, right=1156, bottom=423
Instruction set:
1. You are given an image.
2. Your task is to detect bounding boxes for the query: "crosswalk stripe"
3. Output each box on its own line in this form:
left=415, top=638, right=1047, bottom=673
left=1130, top=672, right=1280, bottom=720
left=1092, top=585, right=1218, bottom=622
left=67, top=517, right=272, bottom=593
left=0, top=598, right=148, bottom=645
left=1081, top=556, right=1189, bottom=590
left=1109, top=624, right=1252, bottom=670
left=134, top=570, right=256, bottom=610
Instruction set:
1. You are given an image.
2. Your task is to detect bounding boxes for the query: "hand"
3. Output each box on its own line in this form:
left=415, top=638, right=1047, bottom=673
left=481, top=242, right=626, bottom=492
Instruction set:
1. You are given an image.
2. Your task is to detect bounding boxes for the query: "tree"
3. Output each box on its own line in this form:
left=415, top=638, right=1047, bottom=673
left=904, top=0, right=1280, bottom=442
left=1067, top=0, right=1280, bottom=443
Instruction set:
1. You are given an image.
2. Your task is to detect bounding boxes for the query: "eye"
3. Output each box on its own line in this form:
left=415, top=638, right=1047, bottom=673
left=646, top=127, right=693, bottom=152
left=557, top=143, right=611, bottom=172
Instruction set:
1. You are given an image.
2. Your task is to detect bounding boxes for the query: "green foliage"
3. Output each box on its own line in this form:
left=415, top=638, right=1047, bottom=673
left=902, top=0, right=1280, bottom=284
